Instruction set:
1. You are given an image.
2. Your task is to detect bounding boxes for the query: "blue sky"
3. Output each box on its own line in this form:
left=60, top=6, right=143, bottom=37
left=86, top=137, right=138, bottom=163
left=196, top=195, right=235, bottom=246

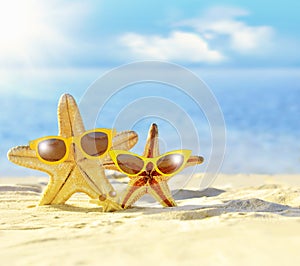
left=0, top=0, right=299, bottom=71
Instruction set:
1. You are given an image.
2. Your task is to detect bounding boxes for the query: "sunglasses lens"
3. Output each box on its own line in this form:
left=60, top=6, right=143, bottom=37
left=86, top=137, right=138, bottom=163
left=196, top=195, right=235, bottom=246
left=157, top=154, right=184, bottom=174
left=38, top=139, right=66, bottom=162
left=81, top=132, right=108, bottom=157
left=116, top=154, right=144, bottom=175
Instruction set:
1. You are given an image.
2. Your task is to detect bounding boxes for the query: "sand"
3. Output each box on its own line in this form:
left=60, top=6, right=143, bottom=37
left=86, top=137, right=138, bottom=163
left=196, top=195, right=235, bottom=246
left=1, top=173, right=300, bottom=266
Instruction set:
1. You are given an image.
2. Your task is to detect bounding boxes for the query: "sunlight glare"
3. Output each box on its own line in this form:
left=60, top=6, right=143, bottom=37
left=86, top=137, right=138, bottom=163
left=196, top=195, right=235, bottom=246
left=0, top=1, right=41, bottom=50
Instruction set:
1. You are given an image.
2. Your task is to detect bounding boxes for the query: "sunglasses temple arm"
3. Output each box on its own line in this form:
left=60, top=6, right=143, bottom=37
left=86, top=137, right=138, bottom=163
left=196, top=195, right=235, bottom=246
left=112, top=129, right=117, bottom=137
left=102, top=160, right=119, bottom=171
left=28, top=141, right=35, bottom=149
left=184, top=155, right=204, bottom=168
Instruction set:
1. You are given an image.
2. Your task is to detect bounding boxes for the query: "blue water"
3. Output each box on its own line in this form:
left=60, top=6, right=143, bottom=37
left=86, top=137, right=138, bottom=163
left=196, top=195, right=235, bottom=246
left=1, top=68, right=299, bottom=176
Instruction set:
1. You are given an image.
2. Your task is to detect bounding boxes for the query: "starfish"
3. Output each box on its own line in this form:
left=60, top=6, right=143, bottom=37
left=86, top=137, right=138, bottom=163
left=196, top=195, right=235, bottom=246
left=7, top=94, right=138, bottom=211
left=104, top=123, right=204, bottom=208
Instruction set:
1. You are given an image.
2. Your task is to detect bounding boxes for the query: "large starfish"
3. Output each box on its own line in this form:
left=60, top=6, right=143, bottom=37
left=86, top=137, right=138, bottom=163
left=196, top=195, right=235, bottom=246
left=7, top=94, right=138, bottom=211
left=104, top=123, right=204, bottom=208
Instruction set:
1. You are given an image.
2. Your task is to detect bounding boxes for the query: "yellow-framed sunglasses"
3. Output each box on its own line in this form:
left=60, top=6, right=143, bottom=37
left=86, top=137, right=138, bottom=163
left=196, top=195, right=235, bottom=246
left=109, top=149, right=191, bottom=177
left=29, top=128, right=116, bottom=164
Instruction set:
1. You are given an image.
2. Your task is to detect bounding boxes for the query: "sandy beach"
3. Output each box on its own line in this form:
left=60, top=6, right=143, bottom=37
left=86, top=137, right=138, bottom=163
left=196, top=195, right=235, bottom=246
left=1, top=173, right=300, bottom=266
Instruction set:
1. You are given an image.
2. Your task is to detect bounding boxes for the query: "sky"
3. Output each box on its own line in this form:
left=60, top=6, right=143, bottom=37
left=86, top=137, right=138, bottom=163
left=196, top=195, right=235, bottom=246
left=0, top=0, right=299, bottom=71
left=0, top=0, right=298, bottom=101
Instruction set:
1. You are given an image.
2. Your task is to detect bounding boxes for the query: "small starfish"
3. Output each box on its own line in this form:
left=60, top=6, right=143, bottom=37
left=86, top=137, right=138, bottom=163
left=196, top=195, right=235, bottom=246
left=7, top=94, right=138, bottom=211
left=105, top=123, right=204, bottom=208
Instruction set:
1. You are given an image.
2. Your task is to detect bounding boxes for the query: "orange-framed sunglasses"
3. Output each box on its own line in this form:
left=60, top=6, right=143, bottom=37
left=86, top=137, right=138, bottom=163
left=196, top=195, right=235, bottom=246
left=29, top=128, right=116, bottom=164
left=109, top=149, right=191, bottom=177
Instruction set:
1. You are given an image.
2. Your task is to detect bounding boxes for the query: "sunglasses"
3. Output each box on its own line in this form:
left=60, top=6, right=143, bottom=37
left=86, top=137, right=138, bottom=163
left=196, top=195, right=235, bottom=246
left=109, top=149, right=191, bottom=177
left=29, top=128, right=116, bottom=164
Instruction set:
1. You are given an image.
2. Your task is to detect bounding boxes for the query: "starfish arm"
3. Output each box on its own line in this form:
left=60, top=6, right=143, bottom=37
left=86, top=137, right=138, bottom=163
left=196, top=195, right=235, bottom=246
left=7, top=146, right=54, bottom=174
left=185, top=155, right=204, bottom=168
left=143, top=123, right=160, bottom=157
left=58, top=94, right=85, bottom=137
left=112, top=130, right=138, bottom=150
left=42, top=181, right=75, bottom=205
left=149, top=179, right=177, bottom=207
left=120, top=178, right=148, bottom=208
left=91, top=197, right=123, bottom=212
left=78, top=160, right=115, bottom=197
left=38, top=163, right=75, bottom=205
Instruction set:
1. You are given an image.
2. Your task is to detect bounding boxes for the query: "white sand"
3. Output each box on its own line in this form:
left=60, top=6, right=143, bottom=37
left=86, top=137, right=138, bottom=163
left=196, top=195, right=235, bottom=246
left=1, top=174, right=300, bottom=266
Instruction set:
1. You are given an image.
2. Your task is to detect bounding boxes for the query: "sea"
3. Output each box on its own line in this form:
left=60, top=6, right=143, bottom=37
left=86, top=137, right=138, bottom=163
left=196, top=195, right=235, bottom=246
left=1, top=67, right=300, bottom=177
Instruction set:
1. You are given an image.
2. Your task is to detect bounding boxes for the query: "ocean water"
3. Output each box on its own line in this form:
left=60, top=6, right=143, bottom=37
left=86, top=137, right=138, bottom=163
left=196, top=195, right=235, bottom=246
left=1, top=67, right=299, bottom=177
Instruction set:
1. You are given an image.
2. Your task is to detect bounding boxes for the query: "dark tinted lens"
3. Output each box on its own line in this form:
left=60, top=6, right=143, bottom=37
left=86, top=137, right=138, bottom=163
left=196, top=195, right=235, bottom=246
left=81, top=132, right=108, bottom=157
left=157, top=154, right=184, bottom=174
left=38, top=139, right=66, bottom=162
left=116, top=154, right=144, bottom=175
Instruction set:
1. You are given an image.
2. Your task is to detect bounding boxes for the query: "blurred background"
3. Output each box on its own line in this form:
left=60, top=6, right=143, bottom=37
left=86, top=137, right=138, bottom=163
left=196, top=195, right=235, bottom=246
left=0, top=0, right=299, bottom=176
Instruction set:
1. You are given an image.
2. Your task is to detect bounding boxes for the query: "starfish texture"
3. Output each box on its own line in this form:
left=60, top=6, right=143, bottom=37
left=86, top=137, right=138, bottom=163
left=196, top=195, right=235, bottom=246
left=7, top=94, right=138, bottom=211
left=106, top=123, right=204, bottom=208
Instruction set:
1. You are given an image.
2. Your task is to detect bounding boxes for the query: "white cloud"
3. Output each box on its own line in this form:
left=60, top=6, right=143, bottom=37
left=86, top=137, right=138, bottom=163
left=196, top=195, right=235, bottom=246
left=120, top=6, right=276, bottom=64
left=120, top=31, right=226, bottom=63
left=178, top=7, right=275, bottom=54
left=196, top=6, right=249, bottom=20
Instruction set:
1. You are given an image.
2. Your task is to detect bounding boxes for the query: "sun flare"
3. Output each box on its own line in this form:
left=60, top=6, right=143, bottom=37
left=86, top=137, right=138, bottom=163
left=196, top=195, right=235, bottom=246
left=0, top=1, right=41, bottom=50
